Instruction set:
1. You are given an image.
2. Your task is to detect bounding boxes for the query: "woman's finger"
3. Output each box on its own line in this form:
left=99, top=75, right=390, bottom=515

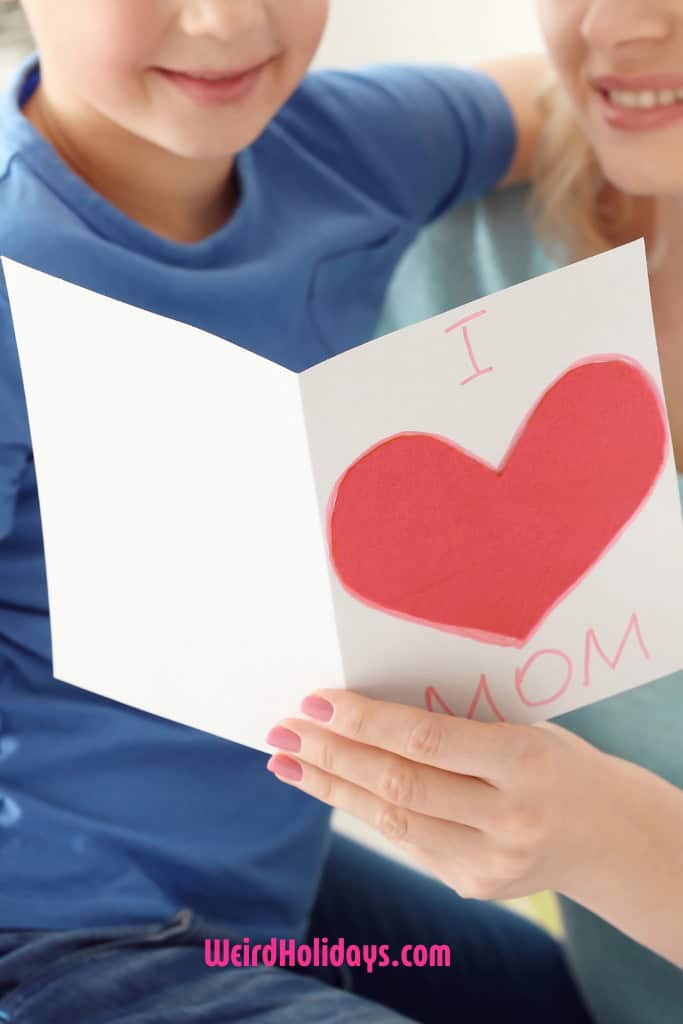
left=266, top=749, right=484, bottom=867
left=297, top=688, right=530, bottom=784
left=268, top=715, right=501, bottom=831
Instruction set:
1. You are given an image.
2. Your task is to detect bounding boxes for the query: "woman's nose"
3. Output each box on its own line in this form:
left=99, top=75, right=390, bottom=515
left=580, top=0, right=673, bottom=51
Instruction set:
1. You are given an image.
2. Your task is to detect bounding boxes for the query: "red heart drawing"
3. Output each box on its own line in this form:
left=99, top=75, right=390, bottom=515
left=327, top=358, right=668, bottom=647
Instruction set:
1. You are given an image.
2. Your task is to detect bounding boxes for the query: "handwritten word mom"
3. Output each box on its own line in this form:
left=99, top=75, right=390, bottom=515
left=424, top=612, right=649, bottom=722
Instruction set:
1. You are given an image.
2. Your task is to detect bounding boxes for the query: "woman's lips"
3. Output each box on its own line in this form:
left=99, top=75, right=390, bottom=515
left=154, top=60, right=271, bottom=106
left=592, top=81, right=683, bottom=133
left=592, top=72, right=683, bottom=93
left=593, top=86, right=683, bottom=133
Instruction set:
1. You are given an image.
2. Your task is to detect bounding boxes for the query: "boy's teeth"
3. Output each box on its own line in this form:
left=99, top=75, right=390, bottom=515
left=609, top=88, right=683, bottom=109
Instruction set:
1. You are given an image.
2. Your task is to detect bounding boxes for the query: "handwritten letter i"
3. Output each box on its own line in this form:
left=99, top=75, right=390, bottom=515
left=445, top=310, right=492, bottom=386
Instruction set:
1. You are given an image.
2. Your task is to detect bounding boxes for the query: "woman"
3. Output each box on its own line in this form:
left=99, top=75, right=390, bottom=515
left=266, top=4, right=683, bottom=1024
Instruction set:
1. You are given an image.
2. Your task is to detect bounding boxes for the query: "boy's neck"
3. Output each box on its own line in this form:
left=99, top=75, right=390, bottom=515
left=22, top=83, right=239, bottom=244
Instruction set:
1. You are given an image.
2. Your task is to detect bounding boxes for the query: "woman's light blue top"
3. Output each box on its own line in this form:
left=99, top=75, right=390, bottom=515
left=378, top=184, right=683, bottom=1024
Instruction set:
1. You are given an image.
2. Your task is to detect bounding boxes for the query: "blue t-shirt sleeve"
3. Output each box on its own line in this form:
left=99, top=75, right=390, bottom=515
left=295, top=64, right=517, bottom=225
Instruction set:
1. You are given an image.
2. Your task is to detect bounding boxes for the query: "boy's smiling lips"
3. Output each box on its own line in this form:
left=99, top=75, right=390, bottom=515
left=152, top=57, right=275, bottom=105
left=160, top=57, right=276, bottom=79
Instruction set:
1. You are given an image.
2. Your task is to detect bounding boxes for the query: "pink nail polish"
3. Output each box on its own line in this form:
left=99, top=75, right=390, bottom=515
left=265, top=726, right=301, bottom=753
left=267, top=755, right=303, bottom=781
left=301, top=695, right=334, bottom=722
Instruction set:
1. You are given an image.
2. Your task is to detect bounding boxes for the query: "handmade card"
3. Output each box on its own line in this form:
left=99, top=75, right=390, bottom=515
left=3, top=239, right=683, bottom=753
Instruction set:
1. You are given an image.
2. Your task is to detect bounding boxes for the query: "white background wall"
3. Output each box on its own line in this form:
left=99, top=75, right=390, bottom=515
left=315, top=0, right=543, bottom=68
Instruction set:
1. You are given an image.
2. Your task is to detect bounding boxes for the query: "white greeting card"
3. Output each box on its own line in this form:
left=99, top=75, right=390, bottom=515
left=3, top=239, right=683, bottom=753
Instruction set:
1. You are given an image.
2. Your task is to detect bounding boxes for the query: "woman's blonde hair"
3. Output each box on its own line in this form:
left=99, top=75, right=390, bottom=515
left=530, top=74, right=656, bottom=266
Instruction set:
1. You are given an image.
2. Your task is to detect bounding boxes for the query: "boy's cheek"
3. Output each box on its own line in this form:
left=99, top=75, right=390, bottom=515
left=275, top=0, right=331, bottom=68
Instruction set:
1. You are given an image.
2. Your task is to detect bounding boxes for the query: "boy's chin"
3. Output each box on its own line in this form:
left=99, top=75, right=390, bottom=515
left=157, top=124, right=266, bottom=162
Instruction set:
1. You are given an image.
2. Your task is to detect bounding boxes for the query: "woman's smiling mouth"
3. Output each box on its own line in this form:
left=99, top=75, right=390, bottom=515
left=591, top=72, right=683, bottom=131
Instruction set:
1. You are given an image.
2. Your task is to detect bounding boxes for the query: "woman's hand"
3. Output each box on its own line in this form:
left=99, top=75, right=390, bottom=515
left=264, top=688, right=613, bottom=902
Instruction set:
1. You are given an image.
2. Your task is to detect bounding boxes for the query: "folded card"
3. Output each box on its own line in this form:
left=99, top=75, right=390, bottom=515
left=4, top=239, right=683, bottom=753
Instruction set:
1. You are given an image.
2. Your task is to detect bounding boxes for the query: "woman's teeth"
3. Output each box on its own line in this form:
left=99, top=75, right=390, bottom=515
left=608, top=87, right=683, bottom=109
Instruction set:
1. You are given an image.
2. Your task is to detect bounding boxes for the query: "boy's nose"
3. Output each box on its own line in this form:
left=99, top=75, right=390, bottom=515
left=179, top=0, right=269, bottom=42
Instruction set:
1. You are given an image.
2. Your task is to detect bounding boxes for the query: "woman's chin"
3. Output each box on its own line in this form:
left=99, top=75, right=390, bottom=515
left=598, top=158, right=681, bottom=200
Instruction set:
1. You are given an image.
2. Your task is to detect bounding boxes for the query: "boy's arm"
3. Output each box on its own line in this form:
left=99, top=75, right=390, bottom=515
left=475, top=53, right=549, bottom=187
left=298, top=57, right=549, bottom=225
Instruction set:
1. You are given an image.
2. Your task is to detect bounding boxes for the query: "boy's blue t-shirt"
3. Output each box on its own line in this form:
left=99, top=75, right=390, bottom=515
left=0, top=51, right=516, bottom=936
left=378, top=186, right=683, bottom=1024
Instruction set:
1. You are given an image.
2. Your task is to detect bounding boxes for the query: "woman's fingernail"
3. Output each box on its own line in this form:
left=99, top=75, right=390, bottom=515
left=300, top=695, right=334, bottom=722
left=265, top=726, right=301, bottom=753
left=267, top=755, right=303, bottom=781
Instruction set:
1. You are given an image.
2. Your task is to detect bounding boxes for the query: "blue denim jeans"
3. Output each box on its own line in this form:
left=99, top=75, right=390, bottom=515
left=0, top=832, right=594, bottom=1023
